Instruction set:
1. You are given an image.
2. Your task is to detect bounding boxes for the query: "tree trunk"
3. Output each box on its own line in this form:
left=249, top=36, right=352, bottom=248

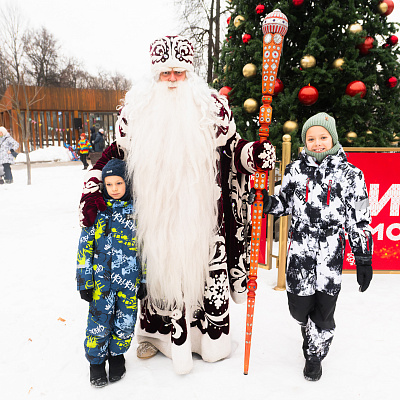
left=24, top=139, right=32, bottom=185
left=207, top=0, right=215, bottom=84
left=21, top=81, right=32, bottom=185
left=214, top=0, right=221, bottom=80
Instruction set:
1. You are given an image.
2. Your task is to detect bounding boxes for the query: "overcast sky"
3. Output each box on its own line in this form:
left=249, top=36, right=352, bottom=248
left=4, top=0, right=400, bottom=84
left=9, top=0, right=181, bottom=82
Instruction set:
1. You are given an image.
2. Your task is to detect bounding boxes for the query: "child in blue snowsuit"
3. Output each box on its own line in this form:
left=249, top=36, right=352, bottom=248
left=77, top=158, right=141, bottom=388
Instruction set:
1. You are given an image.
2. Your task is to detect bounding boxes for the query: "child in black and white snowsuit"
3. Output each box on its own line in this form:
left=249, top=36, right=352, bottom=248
left=260, top=112, right=373, bottom=381
left=77, top=158, right=141, bottom=388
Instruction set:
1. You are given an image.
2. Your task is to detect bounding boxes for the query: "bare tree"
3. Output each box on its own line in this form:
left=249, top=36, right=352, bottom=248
left=109, top=71, right=132, bottom=91
left=0, top=80, right=43, bottom=184
left=23, top=27, right=60, bottom=86
left=0, top=2, right=27, bottom=83
left=0, top=3, right=41, bottom=184
left=58, top=56, right=88, bottom=88
left=175, top=0, right=225, bottom=83
left=0, top=47, right=11, bottom=96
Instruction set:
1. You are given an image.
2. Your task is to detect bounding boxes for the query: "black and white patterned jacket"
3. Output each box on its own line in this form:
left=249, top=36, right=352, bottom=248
left=267, top=147, right=373, bottom=271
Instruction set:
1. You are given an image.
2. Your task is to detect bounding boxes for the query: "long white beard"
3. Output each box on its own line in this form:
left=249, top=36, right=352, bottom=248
left=125, top=80, right=219, bottom=310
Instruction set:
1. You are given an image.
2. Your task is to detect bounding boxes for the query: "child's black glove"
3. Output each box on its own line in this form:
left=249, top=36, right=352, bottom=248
left=248, top=188, right=271, bottom=214
left=80, top=288, right=93, bottom=302
left=355, top=258, right=373, bottom=292
left=137, top=282, right=147, bottom=300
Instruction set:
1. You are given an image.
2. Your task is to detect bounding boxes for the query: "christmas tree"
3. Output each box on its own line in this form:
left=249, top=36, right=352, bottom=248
left=216, top=0, right=400, bottom=155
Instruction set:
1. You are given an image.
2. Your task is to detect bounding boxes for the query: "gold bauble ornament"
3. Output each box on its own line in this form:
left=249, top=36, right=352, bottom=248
left=242, top=63, right=257, bottom=78
left=283, top=120, right=298, bottom=134
left=234, top=15, right=245, bottom=27
left=349, top=23, right=363, bottom=34
left=223, top=65, right=231, bottom=73
left=300, top=55, right=316, bottom=69
left=346, top=131, right=358, bottom=143
left=213, top=78, right=219, bottom=84
left=243, top=98, right=258, bottom=113
left=392, top=133, right=400, bottom=141
left=366, top=130, right=373, bottom=135
left=332, top=58, right=345, bottom=70
left=377, top=2, right=389, bottom=15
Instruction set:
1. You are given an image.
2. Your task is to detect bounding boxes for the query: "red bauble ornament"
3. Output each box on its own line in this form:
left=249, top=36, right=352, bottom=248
left=274, top=78, right=284, bottom=95
left=227, top=16, right=231, bottom=25
left=293, top=0, right=305, bottom=6
left=387, top=35, right=398, bottom=46
left=386, top=76, right=398, bottom=88
left=219, top=86, right=232, bottom=100
left=298, top=85, right=319, bottom=106
left=255, top=4, right=265, bottom=14
left=345, top=81, right=367, bottom=98
left=382, top=43, right=390, bottom=49
left=382, top=0, right=394, bottom=16
left=357, top=36, right=374, bottom=55
left=242, top=33, right=252, bottom=44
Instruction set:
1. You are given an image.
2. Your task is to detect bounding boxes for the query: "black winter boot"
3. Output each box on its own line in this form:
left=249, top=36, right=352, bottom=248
left=90, top=362, right=108, bottom=388
left=109, top=354, right=126, bottom=383
left=303, top=356, right=322, bottom=381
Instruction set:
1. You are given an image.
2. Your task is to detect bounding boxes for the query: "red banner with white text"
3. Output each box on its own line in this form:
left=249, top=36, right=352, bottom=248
left=344, top=152, right=400, bottom=270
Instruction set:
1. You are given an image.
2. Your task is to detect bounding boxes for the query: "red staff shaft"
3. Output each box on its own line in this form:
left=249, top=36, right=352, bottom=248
left=244, top=9, right=288, bottom=375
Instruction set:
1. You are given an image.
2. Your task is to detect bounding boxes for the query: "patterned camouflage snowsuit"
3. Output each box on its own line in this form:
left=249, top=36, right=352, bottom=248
left=267, top=147, right=373, bottom=360
left=77, top=199, right=141, bottom=364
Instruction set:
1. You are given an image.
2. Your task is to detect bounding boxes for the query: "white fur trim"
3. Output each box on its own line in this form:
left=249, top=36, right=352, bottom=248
left=84, top=169, right=102, bottom=182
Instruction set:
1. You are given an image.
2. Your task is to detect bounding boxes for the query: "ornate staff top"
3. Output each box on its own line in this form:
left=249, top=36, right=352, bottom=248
left=262, top=9, right=289, bottom=36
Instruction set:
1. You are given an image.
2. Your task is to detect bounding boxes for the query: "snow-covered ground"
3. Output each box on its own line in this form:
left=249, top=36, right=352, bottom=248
left=1, top=150, right=399, bottom=400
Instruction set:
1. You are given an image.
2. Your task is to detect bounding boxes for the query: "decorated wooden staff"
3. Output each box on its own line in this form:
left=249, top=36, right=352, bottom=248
left=244, top=9, right=288, bottom=375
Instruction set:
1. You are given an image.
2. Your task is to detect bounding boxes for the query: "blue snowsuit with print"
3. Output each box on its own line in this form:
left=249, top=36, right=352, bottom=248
left=77, top=199, right=141, bottom=364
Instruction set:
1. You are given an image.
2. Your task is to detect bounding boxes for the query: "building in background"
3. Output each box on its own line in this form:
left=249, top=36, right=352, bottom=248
left=0, top=86, right=126, bottom=151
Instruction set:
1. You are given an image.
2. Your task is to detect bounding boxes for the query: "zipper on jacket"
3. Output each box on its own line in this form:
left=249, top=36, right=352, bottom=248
left=287, top=230, right=294, bottom=255
left=363, top=230, right=370, bottom=252
left=305, top=178, right=310, bottom=202
left=327, top=180, right=332, bottom=205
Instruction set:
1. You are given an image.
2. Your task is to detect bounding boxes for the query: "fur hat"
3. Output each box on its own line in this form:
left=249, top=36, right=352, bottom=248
left=301, top=112, right=338, bottom=145
left=149, top=35, right=194, bottom=75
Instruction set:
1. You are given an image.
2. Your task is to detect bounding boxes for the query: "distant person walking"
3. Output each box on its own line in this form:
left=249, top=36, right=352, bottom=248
left=77, top=133, right=93, bottom=170
left=0, top=126, right=19, bottom=184
left=90, top=126, right=97, bottom=148
left=91, top=128, right=106, bottom=165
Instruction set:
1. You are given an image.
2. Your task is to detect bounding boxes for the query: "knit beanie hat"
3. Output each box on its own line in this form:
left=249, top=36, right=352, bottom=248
left=301, top=112, right=341, bottom=162
left=102, top=158, right=131, bottom=200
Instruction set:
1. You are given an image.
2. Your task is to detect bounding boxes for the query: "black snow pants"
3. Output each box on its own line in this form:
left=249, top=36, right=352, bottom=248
left=287, top=291, right=339, bottom=361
